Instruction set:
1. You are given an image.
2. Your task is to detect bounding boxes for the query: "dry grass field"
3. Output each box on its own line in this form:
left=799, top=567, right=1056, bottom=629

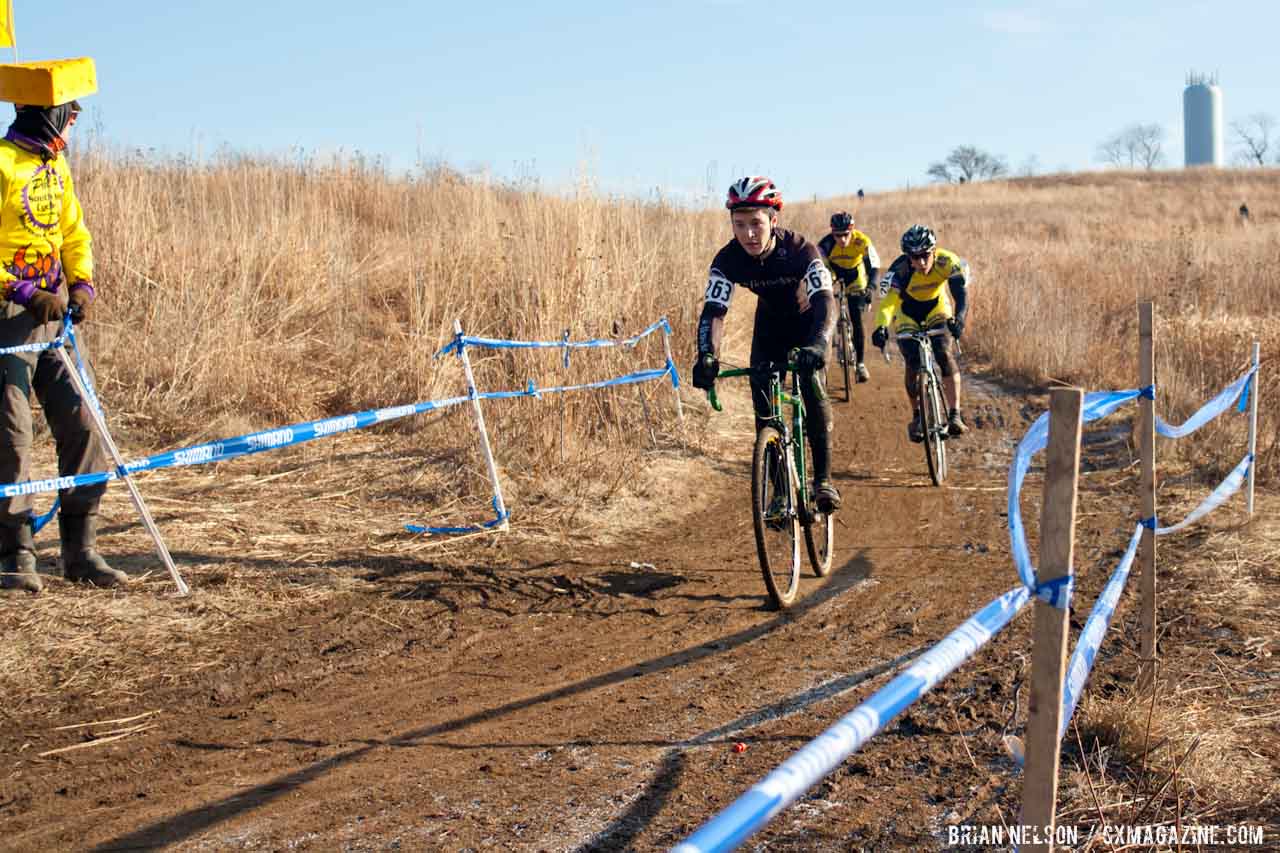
left=72, top=150, right=1275, bottom=493
left=1, top=152, right=1273, bottom=849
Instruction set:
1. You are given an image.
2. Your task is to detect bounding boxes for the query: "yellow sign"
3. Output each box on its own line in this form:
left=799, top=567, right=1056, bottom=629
left=0, top=1, right=13, bottom=49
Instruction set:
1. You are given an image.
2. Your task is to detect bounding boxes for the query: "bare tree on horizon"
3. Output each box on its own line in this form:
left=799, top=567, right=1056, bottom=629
left=926, top=145, right=1009, bottom=183
left=1231, top=113, right=1276, bottom=167
left=1097, top=123, right=1166, bottom=170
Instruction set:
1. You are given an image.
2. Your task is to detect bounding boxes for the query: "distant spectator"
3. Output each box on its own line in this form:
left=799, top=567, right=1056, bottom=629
left=1239, top=202, right=1250, bottom=224
left=857, top=188, right=865, bottom=200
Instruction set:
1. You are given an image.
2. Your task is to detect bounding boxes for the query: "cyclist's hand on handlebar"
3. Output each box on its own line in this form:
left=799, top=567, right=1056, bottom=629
left=871, top=326, right=889, bottom=350
left=794, top=341, right=827, bottom=372
left=947, top=317, right=964, bottom=340
left=691, top=352, right=719, bottom=390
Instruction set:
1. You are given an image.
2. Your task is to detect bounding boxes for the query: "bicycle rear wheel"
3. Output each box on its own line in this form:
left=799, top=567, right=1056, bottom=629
left=919, top=371, right=948, bottom=486
left=752, top=425, right=801, bottom=608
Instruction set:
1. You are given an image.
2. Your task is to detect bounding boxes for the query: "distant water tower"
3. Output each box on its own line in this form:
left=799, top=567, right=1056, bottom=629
left=1183, top=71, right=1223, bottom=167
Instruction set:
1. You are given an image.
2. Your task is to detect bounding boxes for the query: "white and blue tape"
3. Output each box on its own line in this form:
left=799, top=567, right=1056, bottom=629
left=436, top=317, right=672, bottom=357
left=673, top=586, right=1031, bottom=853
left=1008, top=388, right=1144, bottom=597
left=1155, top=368, right=1255, bottom=439
left=1058, top=522, right=1143, bottom=741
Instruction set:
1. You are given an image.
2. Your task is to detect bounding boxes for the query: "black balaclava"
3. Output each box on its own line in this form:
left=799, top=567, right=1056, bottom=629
left=7, top=100, right=81, bottom=159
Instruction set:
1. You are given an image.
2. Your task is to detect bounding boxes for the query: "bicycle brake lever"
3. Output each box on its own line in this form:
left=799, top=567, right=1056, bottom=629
left=706, top=385, right=723, bottom=412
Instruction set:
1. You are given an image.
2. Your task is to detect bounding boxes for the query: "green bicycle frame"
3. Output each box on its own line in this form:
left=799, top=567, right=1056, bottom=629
left=706, top=359, right=813, bottom=514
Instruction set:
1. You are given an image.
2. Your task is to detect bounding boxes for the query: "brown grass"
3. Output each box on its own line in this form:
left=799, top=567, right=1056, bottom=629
left=792, top=168, right=1279, bottom=486
left=1054, top=496, right=1280, bottom=839
left=7, top=151, right=1275, bottom=823
left=64, top=147, right=1277, bottom=497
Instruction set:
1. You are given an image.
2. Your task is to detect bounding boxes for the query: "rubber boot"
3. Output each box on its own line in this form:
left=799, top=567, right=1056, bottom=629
left=0, top=521, right=42, bottom=593
left=60, top=513, right=128, bottom=588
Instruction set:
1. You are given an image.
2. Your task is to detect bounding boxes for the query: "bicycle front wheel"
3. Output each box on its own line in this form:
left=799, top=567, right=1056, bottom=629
left=919, top=370, right=948, bottom=486
left=838, top=307, right=853, bottom=402
left=752, top=426, right=801, bottom=608
left=804, top=506, right=834, bottom=578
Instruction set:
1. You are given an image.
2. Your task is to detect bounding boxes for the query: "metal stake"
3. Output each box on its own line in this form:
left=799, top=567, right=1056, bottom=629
left=55, top=339, right=189, bottom=596
left=453, top=319, right=509, bottom=531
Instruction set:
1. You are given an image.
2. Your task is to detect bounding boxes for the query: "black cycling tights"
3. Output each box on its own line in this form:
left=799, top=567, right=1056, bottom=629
left=848, top=294, right=867, bottom=363
left=751, top=369, right=833, bottom=484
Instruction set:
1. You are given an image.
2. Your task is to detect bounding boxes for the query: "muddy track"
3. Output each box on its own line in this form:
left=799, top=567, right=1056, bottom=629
left=2, top=357, right=1122, bottom=852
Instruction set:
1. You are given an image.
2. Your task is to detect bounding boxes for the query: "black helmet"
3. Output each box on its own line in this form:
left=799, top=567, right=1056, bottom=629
left=900, top=224, right=937, bottom=255
left=830, top=211, right=853, bottom=232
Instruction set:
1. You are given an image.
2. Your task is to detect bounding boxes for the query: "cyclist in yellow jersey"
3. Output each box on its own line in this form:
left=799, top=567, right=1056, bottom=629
left=871, top=225, right=970, bottom=442
left=817, top=211, right=879, bottom=383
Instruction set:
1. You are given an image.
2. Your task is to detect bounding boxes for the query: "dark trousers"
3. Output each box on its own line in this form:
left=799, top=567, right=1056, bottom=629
left=748, top=308, right=834, bottom=483
left=0, top=301, right=108, bottom=525
left=847, top=291, right=868, bottom=363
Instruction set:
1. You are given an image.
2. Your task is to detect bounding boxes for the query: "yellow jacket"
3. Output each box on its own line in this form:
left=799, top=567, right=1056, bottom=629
left=0, top=138, right=93, bottom=300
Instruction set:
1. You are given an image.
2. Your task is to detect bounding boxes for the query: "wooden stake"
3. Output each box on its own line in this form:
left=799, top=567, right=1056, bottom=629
left=1020, top=387, right=1083, bottom=853
left=1138, top=302, right=1157, bottom=689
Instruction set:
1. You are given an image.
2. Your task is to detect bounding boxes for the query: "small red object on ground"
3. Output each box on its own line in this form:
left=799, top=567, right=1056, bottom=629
left=732, top=742, right=747, bottom=753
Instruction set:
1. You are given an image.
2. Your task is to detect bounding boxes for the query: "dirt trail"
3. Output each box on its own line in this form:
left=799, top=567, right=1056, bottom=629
left=2, top=356, right=1063, bottom=852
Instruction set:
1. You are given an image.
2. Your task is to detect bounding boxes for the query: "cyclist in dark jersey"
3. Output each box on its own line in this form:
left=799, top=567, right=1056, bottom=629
left=689, top=176, right=840, bottom=514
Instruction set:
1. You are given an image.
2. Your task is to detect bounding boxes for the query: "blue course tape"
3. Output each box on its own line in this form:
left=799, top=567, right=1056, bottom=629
left=0, top=358, right=675, bottom=514
left=1155, top=368, right=1254, bottom=439
left=1059, top=522, right=1144, bottom=740
left=673, top=586, right=1031, bottom=853
left=0, top=392, right=473, bottom=499
left=1155, top=453, right=1252, bottom=535
left=29, top=494, right=60, bottom=534
left=1009, top=389, right=1143, bottom=594
left=0, top=312, right=72, bottom=357
left=1238, top=373, right=1252, bottom=413
left=436, top=317, right=670, bottom=358
left=406, top=498, right=510, bottom=535
left=1034, top=574, right=1074, bottom=610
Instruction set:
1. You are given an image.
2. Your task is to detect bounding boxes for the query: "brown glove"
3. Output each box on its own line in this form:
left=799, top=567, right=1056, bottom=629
left=27, top=288, right=66, bottom=324
left=68, top=283, right=94, bottom=324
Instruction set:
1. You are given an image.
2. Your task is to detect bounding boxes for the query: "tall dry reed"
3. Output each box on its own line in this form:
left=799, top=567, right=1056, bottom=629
left=66, top=146, right=1278, bottom=496
left=788, top=168, right=1279, bottom=485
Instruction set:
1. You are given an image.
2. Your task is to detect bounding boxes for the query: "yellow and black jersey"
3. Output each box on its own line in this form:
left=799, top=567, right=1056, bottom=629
left=817, top=230, right=880, bottom=292
left=874, top=249, right=969, bottom=332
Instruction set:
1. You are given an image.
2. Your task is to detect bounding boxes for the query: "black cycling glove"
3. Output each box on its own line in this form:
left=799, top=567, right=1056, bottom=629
left=794, top=342, right=827, bottom=372
left=691, top=353, right=719, bottom=390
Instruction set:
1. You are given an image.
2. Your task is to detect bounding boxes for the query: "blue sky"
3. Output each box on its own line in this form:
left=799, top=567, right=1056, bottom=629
left=19, top=1, right=1280, bottom=204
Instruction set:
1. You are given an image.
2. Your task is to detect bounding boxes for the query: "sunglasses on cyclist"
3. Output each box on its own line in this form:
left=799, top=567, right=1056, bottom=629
left=909, top=250, right=933, bottom=262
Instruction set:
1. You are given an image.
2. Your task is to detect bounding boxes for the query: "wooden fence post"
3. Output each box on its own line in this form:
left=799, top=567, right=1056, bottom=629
left=1020, top=388, right=1084, bottom=852
left=1138, top=302, right=1157, bottom=689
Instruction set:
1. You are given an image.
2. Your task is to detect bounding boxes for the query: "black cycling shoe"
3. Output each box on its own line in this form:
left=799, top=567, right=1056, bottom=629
left=947, top=409, right=969, bottom=437
left=907, top=413, right=925, bottom=443
left=815, top=480, right=841, bottom=514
